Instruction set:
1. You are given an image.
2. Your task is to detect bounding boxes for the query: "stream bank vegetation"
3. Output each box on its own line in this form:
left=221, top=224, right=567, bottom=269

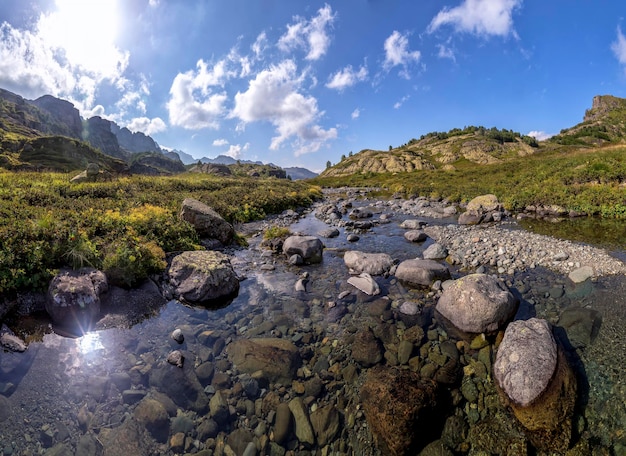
left=0, top=171, right=321, bottom=294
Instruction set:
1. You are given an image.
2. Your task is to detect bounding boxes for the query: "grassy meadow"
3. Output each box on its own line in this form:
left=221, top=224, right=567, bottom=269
left=311, top=145, right=626, bottom=218
left=0, top=171, right=321, bottom=294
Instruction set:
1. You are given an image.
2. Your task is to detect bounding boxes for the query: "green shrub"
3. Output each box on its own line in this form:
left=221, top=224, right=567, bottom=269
left=103, top=237, right=166, bottom=288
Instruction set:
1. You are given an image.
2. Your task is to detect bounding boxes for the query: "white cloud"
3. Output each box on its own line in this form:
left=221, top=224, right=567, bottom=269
left=149, top=0, right=159, bottom=7
left=394, top=95, right=410, bottom=109
left=527, top=130, right=552, bottom=141
left=278, top=4, right=336, bottom=61
left=252, top=32, right=268, bottom=59
left=612, top=26, right=626, bottom=70
left=428, top=0, right=522, bottom=38
left=167, top=59, right=231, bottom=130
left=225, top=143, right=250, bottom=160
left=213, top=138, right=229, bottom=147
left=351, top=108, right=360, bottom=119
left=437, top=44, right=456, bottom=62
left=326, top=65, right=368, bottom=90
left=383, top=31, right=421, bottom=79
left=126, top=117, right=167, bottom=136
left=231, top=60, right=337, bottom=155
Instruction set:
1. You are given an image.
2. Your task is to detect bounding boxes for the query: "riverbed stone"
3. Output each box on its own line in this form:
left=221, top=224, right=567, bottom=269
left=494, top=318, right=576, bottom=452
left=168, top=250, right=240, bottom=304
left=360, top=366, right=438, bottom=456
left=310, top=404, right=340, bottom=446
left=0, top=325, right=27, bottom=352
left=226, top=338, right=301, bottom=384
left=395, top=259, right=451, bottom=288
left=288, top=397, right=315, bottom=445
left=273, top=402, right=292, bottom=444
left=180, top=198, right=235, bottom=245
left=282, top=235, right=324, bottom=264
left=46, top=268, right=107, bottom=331
left=343, top=251, right=394, bottom=275
left=149, top=359, right=209, bottom=413
left=558, top=307, right=601, bottom=349
left=400, top=219, right=427, bottom=229
left=134, top=397, right=170, bottom=442
left=436, top=274, right=518, bottom=334
left=351, top=327, right=383, bottom=367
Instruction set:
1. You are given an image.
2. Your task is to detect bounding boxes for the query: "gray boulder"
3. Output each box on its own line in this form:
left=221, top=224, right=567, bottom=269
left=343, top=251, right=394, bottom=276
left=494, top=318, right=557, bottom=407
left=404, top=230, right=427, bottom=243
left=400, top=219, right=427, bottom=229
left=423, top=243, right=448, bottom=260
left=168, top=251, right=239, bottom=304
left=282, top=235, right=324, bottom=264
left=180, top=198, right=235, bottom=245
left=46, top=268, right=108, bottom=330
left=395, top=259, right=451, bottom=287
left=436, top=274, right=518, bottom=334
left=347, top=273, right=380, bottom=296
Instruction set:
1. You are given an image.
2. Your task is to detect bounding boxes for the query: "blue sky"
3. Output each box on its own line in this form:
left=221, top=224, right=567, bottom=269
left=1, top=0, right=626, bottom=171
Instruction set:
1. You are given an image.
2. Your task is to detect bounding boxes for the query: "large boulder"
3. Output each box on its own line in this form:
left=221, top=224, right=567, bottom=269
left=395, top=259, right=450, bottom=287
left=226, top=338, right=301, bottom=384
left=282, top=235, right=324, bottom=264
left=459, top=194, right=503, bottom=225
left=46, top=268, right=108, bottom=331
left=168, top=251, right=239, bottom=304
left=360, top=366, right=439, bottom=456
left=436, top=274, right=518, bottom=334
left=494, top=318, right=576, bottom=452
left=343, top=251, right=394, bottom=276
left=180, top=198, right=235, bottom=245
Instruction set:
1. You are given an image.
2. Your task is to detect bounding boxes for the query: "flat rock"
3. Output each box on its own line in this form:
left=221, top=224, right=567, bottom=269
left=347, top=273, right=380, bottom=296
left=395, top=259, right=451, bottom=287
left=168, top=250, right=240, bottom=304
left=134, top=397, right=169, bottom=442
left=226, top=338, right=301, bottom=384
left=310, top=404, right=340, bottom=446
left=568, top=266, right=594, bottom=283
left=343, top=251, right=393, bottom=275
left=351, top=327, right=383, bottom=367
left=494, top=318, right=557, bottom=407
left=288, top=397, right=315, bottom=445
left=436, top=274, right=518, bottom=334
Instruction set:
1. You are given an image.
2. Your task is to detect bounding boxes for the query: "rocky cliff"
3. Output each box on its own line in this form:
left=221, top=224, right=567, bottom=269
left=111, top=123, right=161, bottom=154
left=30, top=94, right=83, bottom=138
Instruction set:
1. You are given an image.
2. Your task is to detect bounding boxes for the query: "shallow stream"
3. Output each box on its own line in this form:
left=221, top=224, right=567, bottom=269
left=0, top=194, right=625, bottom=455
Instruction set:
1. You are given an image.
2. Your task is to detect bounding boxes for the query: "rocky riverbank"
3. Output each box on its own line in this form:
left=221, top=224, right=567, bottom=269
left=0, top=188, right=625, bottom=455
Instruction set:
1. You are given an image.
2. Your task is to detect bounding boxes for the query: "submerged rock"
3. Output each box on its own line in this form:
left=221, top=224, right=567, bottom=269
left=180, top=197, right=235, bottom=245
left=360, top=366, right=438, bottom=456
left=436, top=274, right=518, bottom=334
left=282, top=235, right=324, bottom=264
left=494, top=318, right=576, bottom=452
left=351, top=327, right=383, bottom=367
left=168, top=250, right=240, bottom=304
left=226, top=338, right=301, bottom=384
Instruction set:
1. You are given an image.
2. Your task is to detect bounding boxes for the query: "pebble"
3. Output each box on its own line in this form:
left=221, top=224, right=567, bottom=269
left=171, top=328, right=184, bottom=344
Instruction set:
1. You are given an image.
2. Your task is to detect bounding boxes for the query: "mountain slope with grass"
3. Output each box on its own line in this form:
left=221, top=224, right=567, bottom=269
left=313, top=95, right=626, bottom=218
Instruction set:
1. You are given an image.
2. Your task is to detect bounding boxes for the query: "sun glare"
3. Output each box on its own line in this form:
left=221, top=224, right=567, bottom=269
left=37, top=0, right=126, bottom=77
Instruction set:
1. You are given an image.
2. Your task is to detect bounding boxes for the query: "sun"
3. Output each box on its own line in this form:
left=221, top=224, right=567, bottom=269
left=37, top=0, right=127, bottom=78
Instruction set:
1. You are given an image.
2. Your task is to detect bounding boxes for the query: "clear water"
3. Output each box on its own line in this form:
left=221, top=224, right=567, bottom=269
left=0, top=200, right=625, bottom=455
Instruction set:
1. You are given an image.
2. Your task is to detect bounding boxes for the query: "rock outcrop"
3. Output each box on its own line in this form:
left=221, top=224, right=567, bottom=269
left=436, top=274, right=518, bottom=334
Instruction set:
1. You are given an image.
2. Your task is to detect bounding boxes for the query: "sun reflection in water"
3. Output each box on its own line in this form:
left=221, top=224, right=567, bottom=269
left=77, top=331, right=104, bottom=355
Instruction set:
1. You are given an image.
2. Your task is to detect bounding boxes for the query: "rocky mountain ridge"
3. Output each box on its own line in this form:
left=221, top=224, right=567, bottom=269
left=322, top=95, right=626, bottom=178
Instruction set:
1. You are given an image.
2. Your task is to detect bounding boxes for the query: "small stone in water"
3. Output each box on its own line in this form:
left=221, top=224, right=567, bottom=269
left=167, top=350, right=184, bottom=368
left=347, top=234, right=360, bottom=242
left=171, top=328, right=184, bottom=344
